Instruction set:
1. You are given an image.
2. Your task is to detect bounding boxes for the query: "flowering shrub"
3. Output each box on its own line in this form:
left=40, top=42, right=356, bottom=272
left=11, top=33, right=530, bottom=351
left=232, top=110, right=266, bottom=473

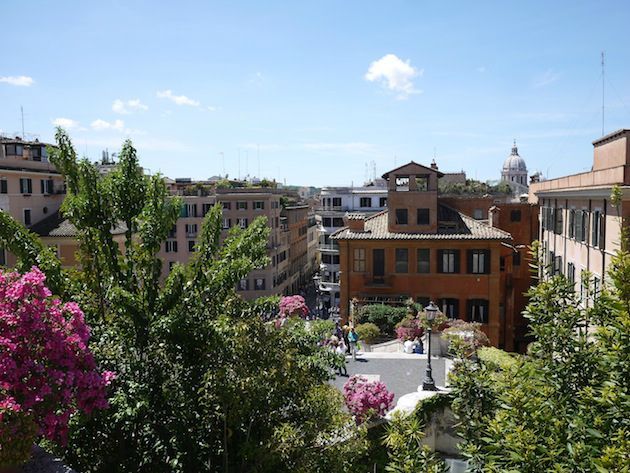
left=279, top=295, right=309, bottom=318
left=394, top=316, right=424, bottom=341
left=442, top=320, right=490, bottom=356
left=343, top=375, right=394, bottom=424
left=0, top=267, right=113, bottom=466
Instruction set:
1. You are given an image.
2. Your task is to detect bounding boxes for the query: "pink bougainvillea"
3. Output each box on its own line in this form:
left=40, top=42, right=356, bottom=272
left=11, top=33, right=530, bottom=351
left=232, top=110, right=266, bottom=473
left=395, top=317, right=424, bottom=341
left=0, top=267, right=113, bottom=455
left=343, top=375, right=394, bottom=424
left=279, top=295, right=309, bottom=318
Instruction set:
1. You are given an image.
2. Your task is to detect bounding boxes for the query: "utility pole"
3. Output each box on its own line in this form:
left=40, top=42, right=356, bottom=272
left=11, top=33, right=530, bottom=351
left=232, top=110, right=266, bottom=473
left=602, top=51, right=605, bottom=137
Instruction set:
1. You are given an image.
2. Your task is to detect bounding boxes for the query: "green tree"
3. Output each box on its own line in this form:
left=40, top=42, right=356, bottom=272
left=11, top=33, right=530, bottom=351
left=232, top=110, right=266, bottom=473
left=448, top=229, right=630, bottom=471
left=1, top=129, right=365, bottom=472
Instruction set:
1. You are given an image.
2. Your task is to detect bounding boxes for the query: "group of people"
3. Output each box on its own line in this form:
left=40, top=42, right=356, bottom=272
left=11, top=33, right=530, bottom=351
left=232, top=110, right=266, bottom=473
left=402, top=336, right=424, bottom=354
left=328, top=322, right=360, bottom=376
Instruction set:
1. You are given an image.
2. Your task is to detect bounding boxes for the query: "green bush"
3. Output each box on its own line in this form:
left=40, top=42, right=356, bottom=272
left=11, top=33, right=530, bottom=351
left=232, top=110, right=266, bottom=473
left=355, top=323, right=380, bottom=344
left=477, top=346, right=517, bottom=370
left=357, top=305, right=407, bottom=336
left=309, top=319, right=336, bottom=341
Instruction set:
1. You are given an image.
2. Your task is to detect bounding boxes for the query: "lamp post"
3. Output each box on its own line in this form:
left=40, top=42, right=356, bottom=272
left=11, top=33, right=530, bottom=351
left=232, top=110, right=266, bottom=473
left=312, top=274, right=321, bottom=319
left=422, top=301, right=439, bottom=391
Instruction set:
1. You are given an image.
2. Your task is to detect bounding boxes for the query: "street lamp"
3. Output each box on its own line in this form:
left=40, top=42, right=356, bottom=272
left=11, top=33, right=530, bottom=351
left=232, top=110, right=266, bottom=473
left=312, top=274, right=321, bottom=318
left=422, top=301, right=439, bottom=391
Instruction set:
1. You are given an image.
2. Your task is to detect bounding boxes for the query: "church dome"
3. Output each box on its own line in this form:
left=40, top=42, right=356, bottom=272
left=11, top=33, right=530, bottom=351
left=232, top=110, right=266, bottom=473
left=502, top=141, right=527, bottom=172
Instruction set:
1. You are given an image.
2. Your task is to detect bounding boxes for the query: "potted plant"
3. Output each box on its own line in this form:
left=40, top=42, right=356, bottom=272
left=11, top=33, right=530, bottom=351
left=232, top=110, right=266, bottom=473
left=355, top=322, right=380, bottom=351
left=0, top=267, right=114, bottom=470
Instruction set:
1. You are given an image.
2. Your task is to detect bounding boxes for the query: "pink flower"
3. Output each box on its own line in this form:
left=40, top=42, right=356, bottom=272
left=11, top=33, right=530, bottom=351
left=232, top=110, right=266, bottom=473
left=0, top=266, right=114, bottom=447
left=343, top=375, right=394, bottom=424
left=279, top=295, right=309, bottom=318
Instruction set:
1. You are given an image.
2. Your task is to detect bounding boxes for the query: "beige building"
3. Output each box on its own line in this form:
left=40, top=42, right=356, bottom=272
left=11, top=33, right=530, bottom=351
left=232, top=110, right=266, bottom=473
left=0, top=136, right=65, bottom=266
left=529, top=128, right=630, bottom=299
left=159, top=185, right=295, bottom=300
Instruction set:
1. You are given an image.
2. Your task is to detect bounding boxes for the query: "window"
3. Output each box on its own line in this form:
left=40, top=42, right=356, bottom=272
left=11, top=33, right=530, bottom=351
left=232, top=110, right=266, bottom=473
left=510, top=210, right=521, bottom=222
left=188, top=240, right=196, bottom=252
left=186, top=203, right=198, bottom=218
left=568, top=209, right=576, bottom=238
left=568, top=262, right=575, bottom=287
left=165, top=240, right=178, bottom=253
left=468, top=250, right=490, bottom=274
left=500, top=256, right=506, bottom=271
left=417, top=208, right=430, bottom=225
left=592, top=210, right=604, bottom=248
left=222, top=202, right=231, bottom=210
left=271, top=201, right=279, bottom=209
left=513, top=251, right=521, bottom=266
left=332, top=197, right=342, bottom=207
left=379, top=197, right=387, bottom=207
left=395, top=176, right=410, bottom=191
left=238, top=278, right=249, bottom=291
left=20, top=178, right=32, bottom=194
left=353, top=248, right=366, bottom=272
left=0, top=247, right=5, bottom=266
left=202, top=203, right=213, bottom=216
left=255, top=278, right=266, bottom=290
left=5, top=144, right=23, bottom=156
left=416, top=296, right=430, bottom=308
left=168, top=225, right=177, bottom=238
left=473, top=209, right=484, bottom=220
left=332, top=217, right=344, bottom=227
left=254, top=201, right=265, bottom=210
left=222, top=218, right=231, bottom=229
left=237, top=201, right=248, bottom=210
left=576, top=210, right=588, bottom=243
left=417, top=248, right=430, bottom=273
left=554, top=208, right=563, bottom=235
left=438, top=249, right=460, bottom=273
left=321, top=254, right=340, bottom=264
left=40, top=179, right=53, bottom=194
left=322, top=217, right=332, bottom=227
left=395, top=248, right=408, bottom=273
left=31, top=146, right=42, bottom=161
left=23, top=209, right=31, bottom=226
left=415, top=176, right=428, bottom=191
left=554, top=255, right=563, bottom=275
left=185, top=224, right=198, bottom=236
left=439, top=298, right=459, bottom=319
left=0, top=179, right=7, bottom=194
left=395, top=208, right=408, bottom=225
left=360, top=197, right=372, bottom=208
left=468, top=299, right=489, bottom=323
left=238, top=218, right=248, bottom=229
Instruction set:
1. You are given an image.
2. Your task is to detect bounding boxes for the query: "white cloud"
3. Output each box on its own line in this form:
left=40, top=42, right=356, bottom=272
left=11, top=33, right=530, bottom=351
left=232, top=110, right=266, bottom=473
left=112, top=98, right=148, bottom=114
left=532, top=69, right=560, bottom=88
left=0, top=75, right=34, bottom=86
left=91, top=119, right=125, bottom=132
left=365, top=54, right=422, bottom=99
left=156, top=89, right=199, bottom=106
left=52, top=117, right=80, bottom=130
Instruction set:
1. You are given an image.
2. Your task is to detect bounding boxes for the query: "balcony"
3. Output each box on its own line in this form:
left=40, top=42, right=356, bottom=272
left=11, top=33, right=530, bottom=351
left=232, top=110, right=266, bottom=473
left=363, top=273, right=393, bottom=287
left=318, top=243, right=339, bottom=253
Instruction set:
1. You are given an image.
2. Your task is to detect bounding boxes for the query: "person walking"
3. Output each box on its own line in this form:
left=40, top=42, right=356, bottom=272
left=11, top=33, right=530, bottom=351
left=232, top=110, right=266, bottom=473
left=348, top=327, right=359, bottom=361
left=335, top=339, right=348, bottom=376
left=342, top=325, right=351, bottom=354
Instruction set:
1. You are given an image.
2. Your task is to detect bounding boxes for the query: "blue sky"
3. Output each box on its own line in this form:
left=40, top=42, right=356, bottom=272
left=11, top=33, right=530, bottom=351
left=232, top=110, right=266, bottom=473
left=2, top=1, right=630, bottom=186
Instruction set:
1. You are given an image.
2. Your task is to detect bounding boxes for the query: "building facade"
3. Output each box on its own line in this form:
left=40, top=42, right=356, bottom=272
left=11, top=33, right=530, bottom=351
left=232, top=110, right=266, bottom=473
left=530, top=129, right=630, bottom=301
left=333, top=162, right=530, bottom=350
left=316, top=184, right=388, bottom=310
left=0, top=136, right=65, bottom=266
left=501, top=140, right=529, bottom=196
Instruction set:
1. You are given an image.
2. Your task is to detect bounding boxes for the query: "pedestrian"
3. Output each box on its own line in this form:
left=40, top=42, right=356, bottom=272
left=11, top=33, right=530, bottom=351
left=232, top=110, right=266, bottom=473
left=348, top=327, right=359, bottom=361
left=342, top=325, right=351, bottom=354
left=412, top=336, right=424, bottom=354
left=335, top=340, right=348, bottom=376
left=334, top=321, right=343, bottom=340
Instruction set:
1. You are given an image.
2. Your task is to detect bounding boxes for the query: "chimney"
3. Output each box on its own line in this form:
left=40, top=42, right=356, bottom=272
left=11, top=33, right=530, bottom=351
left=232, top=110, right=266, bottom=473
left=488, top=206, right=500, bottom=228
left=345, top=213, right=366, bottom=232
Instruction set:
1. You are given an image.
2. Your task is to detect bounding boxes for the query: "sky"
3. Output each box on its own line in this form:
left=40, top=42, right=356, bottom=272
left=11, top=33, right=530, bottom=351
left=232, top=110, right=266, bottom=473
left=2, top=1, right=630, bottom=187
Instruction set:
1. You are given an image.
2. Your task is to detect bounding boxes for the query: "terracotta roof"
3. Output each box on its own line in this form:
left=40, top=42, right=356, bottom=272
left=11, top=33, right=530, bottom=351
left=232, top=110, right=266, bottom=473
left=331, top=206, right=512, bottom=241
left=30, top=211, right=127, bottom=238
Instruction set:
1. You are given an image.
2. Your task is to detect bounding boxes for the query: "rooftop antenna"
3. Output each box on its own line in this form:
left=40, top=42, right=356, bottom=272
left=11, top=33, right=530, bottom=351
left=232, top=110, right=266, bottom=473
left=20, top=106, right=25, bottom=139
left=601, top=51, right=605, bottom=137
left=372, top=161, right=376, bottom=181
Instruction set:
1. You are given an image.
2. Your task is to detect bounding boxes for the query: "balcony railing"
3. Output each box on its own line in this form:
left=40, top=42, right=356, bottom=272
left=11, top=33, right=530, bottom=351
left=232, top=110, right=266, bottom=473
left=318, top=243, right=339, bottom=252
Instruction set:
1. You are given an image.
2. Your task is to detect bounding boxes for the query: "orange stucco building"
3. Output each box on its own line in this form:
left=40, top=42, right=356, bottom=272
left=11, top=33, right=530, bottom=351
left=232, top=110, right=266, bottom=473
left=332, top=162, right=534, bottom=351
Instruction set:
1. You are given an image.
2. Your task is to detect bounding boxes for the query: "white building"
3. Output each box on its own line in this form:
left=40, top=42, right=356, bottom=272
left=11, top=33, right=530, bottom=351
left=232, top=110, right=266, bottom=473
left=501, top=141, right=528, bottom=195
left=315, top=184, right=388, bottom=312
